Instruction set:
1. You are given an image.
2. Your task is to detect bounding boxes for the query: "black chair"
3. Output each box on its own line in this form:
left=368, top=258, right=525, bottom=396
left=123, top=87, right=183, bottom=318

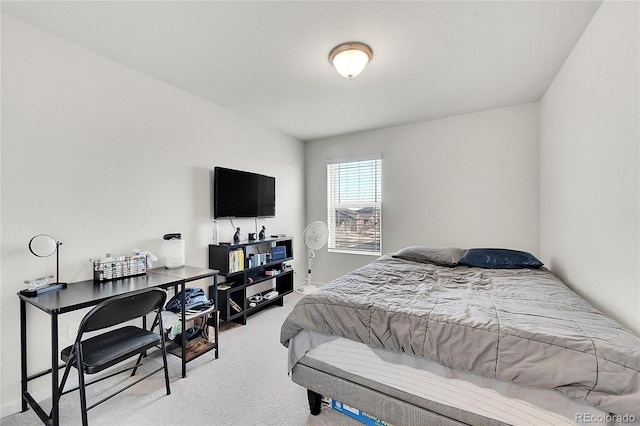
left=58, top=287, right=171, bottom=425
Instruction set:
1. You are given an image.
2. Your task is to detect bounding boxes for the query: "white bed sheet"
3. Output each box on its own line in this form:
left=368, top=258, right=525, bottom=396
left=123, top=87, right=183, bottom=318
left=295, top=329, right=618, bottom=426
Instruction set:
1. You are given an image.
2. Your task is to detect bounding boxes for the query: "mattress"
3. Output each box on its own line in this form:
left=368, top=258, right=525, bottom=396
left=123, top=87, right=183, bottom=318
left=298, top=330, right=615, bottom=426
left=281, top=255, right=640, bottom=417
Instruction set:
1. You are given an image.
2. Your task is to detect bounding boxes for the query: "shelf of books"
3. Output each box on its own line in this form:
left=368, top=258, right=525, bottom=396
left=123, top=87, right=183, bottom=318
left=208, top=237, right=293, bottom=325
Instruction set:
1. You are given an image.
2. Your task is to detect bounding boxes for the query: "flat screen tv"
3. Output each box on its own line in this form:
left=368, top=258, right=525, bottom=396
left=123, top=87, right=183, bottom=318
left=213, top=167, right=276, bottom=218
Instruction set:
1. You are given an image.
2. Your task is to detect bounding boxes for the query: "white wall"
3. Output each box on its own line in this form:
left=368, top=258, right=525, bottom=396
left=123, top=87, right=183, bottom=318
left=540, top=1, right=639, bottom=334
left=305, top=103, right=540, bottom=284
left=0, top=16, right=305, bottom=414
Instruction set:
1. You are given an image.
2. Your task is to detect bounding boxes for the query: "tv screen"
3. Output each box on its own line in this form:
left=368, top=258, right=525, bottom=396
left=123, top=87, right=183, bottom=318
left=214, top=167, right=275, bottom=218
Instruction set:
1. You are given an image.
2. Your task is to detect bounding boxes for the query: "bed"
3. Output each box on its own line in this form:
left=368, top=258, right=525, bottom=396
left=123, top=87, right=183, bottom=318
left=280, top=247, right=640, bottom=425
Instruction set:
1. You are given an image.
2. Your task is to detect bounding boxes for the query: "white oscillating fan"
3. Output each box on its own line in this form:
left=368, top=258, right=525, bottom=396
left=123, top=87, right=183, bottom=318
left=296, top=221, right=329, bottom=295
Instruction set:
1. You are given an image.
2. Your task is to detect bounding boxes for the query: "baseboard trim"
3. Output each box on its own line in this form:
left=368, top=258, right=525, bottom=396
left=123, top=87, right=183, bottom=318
left=1, top=375, right=80, bottom=420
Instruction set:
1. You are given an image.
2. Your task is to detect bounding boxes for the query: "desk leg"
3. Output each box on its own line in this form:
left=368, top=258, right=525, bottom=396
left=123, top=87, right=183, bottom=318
left=180, top=281, right=187, bottom=378
left=51, top=314, right=60, bottom=426
left=20, top=299, right=27, bottom=412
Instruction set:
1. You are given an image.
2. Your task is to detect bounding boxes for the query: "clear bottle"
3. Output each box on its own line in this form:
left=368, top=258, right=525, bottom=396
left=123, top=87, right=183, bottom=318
left=212, top=220, right=219, bottom=245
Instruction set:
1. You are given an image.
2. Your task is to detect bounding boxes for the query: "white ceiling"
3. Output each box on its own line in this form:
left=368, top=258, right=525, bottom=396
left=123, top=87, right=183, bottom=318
left=2, top=1, right=602, bottom=141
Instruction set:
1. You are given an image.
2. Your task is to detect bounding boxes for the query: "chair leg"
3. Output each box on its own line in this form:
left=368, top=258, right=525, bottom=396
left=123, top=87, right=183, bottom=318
left=131, top=353, right=144, bottom=377
left=58, top=362, right=73, bottom=394
left=161, top=339, right=171, bottom=395
left=157, top=315, right=171, bottom=396
left=75, top=345, right=89, bottom=426
left=51, top=359, right=74, bottom=418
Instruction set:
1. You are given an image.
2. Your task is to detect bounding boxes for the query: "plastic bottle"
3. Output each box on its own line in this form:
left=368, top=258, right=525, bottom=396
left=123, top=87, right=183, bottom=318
left=103, top=251, right=113, bottom=279
left=212, top=220, right=219, bottom=245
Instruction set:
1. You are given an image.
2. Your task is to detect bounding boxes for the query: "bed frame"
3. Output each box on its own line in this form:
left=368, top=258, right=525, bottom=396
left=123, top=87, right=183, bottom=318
left=292, top=355, right=507, bottom=426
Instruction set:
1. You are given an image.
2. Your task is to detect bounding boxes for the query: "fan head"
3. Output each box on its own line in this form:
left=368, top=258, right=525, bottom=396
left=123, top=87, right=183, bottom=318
left=303, top=221, right=328, bottom=251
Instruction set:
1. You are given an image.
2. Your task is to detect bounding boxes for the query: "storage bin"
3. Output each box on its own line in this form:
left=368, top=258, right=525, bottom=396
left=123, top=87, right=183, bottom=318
left=92, top=254, right=148, bottom=282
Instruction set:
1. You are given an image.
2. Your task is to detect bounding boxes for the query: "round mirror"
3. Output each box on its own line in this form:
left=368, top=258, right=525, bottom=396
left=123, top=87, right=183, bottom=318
left=28, top=234, right=58, bottom=257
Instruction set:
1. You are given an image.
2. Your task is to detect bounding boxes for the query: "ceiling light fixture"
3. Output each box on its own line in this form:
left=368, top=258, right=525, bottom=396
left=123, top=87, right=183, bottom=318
left=329, top=42, right=373, bottom=79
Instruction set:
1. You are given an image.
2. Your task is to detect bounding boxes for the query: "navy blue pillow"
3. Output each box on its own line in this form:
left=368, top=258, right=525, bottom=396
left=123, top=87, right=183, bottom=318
left=458, top=248, right=543, bottom=269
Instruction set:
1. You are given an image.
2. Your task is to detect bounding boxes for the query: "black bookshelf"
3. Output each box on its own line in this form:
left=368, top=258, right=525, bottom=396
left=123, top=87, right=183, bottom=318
left=208, top=237, right=293, bottom=325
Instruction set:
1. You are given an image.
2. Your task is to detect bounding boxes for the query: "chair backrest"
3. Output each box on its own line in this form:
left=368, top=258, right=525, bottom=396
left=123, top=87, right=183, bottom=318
left=78, top=287, right=167, bottom=334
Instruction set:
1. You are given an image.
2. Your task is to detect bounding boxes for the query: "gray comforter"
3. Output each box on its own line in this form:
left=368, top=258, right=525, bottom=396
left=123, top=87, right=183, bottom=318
left=280, top=255, right=640, bottom=417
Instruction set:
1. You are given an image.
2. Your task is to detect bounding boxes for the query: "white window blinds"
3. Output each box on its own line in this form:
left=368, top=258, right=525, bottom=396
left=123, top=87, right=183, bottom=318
left=327, top=157, right=382, bottom=255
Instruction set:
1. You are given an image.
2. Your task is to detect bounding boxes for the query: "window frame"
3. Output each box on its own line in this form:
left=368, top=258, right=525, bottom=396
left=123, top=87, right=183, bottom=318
left=326, top=155, right=382, bottom=256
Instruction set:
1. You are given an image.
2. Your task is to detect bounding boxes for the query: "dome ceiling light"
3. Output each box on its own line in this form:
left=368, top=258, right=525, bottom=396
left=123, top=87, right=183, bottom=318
left=329, top=42, right=373, bottom=79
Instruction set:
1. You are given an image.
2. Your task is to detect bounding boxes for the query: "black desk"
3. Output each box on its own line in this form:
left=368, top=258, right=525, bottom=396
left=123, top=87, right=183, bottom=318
left=18, top=265, right=218, bottom=426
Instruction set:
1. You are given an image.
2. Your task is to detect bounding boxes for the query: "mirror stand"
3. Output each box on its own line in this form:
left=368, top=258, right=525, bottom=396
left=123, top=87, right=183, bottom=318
left=20, top=235, right=68, bottom=297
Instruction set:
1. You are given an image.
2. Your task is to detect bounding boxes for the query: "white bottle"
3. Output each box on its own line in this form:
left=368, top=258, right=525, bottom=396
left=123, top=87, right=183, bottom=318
left=212, top=220, right=219, bottom=245
left=103, top=251, right=113, bottom=279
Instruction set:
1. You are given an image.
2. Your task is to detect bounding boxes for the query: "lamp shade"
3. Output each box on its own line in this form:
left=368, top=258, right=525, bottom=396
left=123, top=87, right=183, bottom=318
left=329, top=42, right=372, bottom=79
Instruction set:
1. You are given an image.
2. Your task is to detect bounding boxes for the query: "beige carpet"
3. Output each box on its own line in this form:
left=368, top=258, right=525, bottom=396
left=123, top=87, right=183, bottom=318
left=2, top=293, right=360, bottom=426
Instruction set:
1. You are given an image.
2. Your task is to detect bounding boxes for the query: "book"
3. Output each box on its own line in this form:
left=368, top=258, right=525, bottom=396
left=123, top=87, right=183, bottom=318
left=228, top=249, right=245, bottom=273
left=271, top=246, right=286, bottom=261
left=237, top=250, right=244, bottom=271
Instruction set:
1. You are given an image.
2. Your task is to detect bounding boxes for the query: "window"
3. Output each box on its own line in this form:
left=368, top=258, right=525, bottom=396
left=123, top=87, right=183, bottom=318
left=327, top=157, right=382, bottom=255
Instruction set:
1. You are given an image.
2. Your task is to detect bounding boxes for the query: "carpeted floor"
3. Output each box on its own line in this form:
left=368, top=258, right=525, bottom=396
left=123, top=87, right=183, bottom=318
left=2, top=293, right=360, bottom=426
